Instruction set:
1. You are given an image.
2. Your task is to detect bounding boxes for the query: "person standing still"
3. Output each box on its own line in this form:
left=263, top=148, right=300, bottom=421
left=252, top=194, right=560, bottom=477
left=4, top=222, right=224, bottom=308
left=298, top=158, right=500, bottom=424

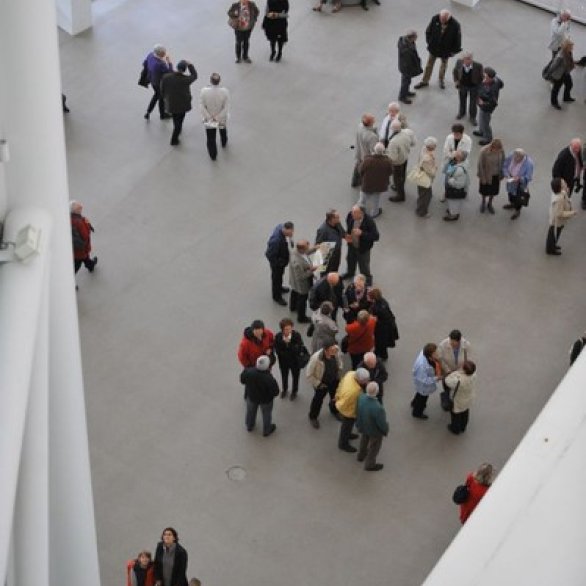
left=265, top=221, right=294, bottom=305
left=143, top=44, right=173, bottom=120
left=70, top=200, right=98, bottom=275
left=356, top=382, right=389, bottom=471
left=240, top=355, right=279, bottom=436
left=228, top=0, right=260, bottom=64
left=397, top=30, right=422, bottom=104
left=200, top=73, right=229, bottom=160
left=154, top=528, right=188, bottom=586
left=262, top=0, right=289, bottom=62
left=453, top=52, right=483, bottom=125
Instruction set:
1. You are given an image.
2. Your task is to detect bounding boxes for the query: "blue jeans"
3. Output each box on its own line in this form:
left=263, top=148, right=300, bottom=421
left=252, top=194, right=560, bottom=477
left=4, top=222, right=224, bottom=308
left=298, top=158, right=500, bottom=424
left=246, top=399, right=273, bottom=433
left=478, top=109, right=492, bottom=141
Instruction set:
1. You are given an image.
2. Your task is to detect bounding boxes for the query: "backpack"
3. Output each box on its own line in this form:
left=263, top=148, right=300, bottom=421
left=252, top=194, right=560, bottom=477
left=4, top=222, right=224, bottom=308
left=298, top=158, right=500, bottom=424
left=71, top=223, right=86, bottom=252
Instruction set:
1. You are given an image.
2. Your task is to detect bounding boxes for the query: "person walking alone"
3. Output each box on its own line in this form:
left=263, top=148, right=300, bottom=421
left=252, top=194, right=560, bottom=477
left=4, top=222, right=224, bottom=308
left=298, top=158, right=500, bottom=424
left=200, top=73, right=229, bottom=160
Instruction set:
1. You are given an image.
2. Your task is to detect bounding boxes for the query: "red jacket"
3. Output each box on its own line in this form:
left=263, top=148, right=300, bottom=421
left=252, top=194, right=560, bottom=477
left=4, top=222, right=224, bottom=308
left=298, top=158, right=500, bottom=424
left=237, top=327, right=275, bottom=367
left=71, top=213, right=92, bottom=260
left=126, top=559, right=155, bottom=586
left=459, top=473, right=490, bottom=524
left=345, top=317, right=376, bottom=355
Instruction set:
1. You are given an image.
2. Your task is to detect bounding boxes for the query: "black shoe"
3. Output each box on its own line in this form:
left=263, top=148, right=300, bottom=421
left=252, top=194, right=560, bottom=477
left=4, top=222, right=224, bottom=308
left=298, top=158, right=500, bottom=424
left=244, top=57, right=252, bottom=63
left=235, top=58, right=242, bottom=63
left=297, top=317, right=311, bottom=324
left=447, top=424, right=460, bottom=435
left=357, top=454, right=366, bottom=462
left=270, top=52, right=275, bottom=61
left=439, top=80, right=446, bottom=89
left=443, top=213, right=459, bottom=222
left=161, top=114, right=171, bottom=120
left=274, top=298, right=287, bottom=306
left=331, top=412, right=343, bottom=421
left=388, top=195, right=405, bottom=202
left=399, top=98, right=412, bottom=105
left=510, top=211, right=520, bottom=220
left=339, top=445, right=358, bottom=453
left=349, top=433, right=359, bottom=440
left=546, top=249, right=562, bottom=255
left=414, top=82, right=428, bottom=89
left=472, top=130, right=483, bottom=137
left=88, top=257, right=98, bottom=272
left=365, top=463, right=384, bottom=471
left=456, top=113, right=464, bottom=120
left=563, top=97, right=575, bottom=103
left=280, top=389, right=288, bottom=399
left=551, top=103, right=562, bottom=110
left=281, top=286, right=290, bottom=293
left=372, top=0, right=380, bottom=4
left=479, top=140, right=490, bottom=146
left=480, top=201, right=486, bottom=213
left=170, top=139, right=180, bottom=146
left=290, top=391, right=297, bottom=401
left=412, top=413, right=429, bottom=420
left=144, top=112, right=150, bottom=120
left=275, top=54, right=282, bottom=62
left=470, top=118, right=477, bottom=125
left=487, top=203, right=495, bottom=214
left=361, top=2, right=368, bottom=9
left=246, top=426, right=254, bottom=432
left=407, top=91, right=416, bottom=97
left=263, top=424, right=276, bottom=437
left=582, top=201, right=586, bottom=210
left=309, top=418, right=320, bottom=429
left=503, top=203, right=514, bottom=210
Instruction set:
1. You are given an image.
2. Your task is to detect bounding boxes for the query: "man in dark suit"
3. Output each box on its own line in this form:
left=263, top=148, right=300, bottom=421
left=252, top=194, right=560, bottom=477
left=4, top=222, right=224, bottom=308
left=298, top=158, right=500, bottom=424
left=453, top=52, right=483, bottom=125
left=265, top=221, right=294, bottom=305
left=315, top=209, right=346, bottom=274
left=160, top=60, right=198, bottom=146
left=240, top=355, right=279, bottom=436
left=342, top=205, right=379, bottom=286
left=552, top=138, right=584, bottom=209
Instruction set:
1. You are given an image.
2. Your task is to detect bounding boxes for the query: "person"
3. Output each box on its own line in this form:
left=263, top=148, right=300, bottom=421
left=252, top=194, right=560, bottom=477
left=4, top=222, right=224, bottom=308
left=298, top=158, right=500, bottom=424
left=397, top=30, right=422, bottom=104
left=62, top=93, right=70, bottom=113
left=357, top=352, right=388, bottom=403
left=413, top=136, right=438, bottom=217
left=445, top=360, right=476, bottom=435
left=265, top=221, right=294, bottom=305
left=199, top=73, right=229, bottom=161
left=503, top=148, right=534, bottom=220
left=312, top=0, right=341, bottom=13
left=438, top=329, right=471, bottom=378
left=441, top=123, right=472, bottom=203
left=262, top=0, right=288, bottom=62
left=351, top=114, right=378, bottom=188
left=274, top=318, right=305, bottom=399
left=356, top=381, right=389, bottom=471
left=289, top=240, right=318, bottom=322
left=345, top=310, right=377, bottom=369
left=160, top=60, right=198, bottom=146
left=546, top=177, right=577, bottom=255
left=308, top=272, right=344, bottom=320
left=367, top=287, right=399, bottom=361
left=379, top=102, right=409, bottom=148
left=154, top=528, right=188, bottom=586
left=359, top=0, right=380, bottom=10
left=315, top=210, right=346, bottom=273
left=306, top=342, right=343, bottom=428
left=342, top=274, right=370, bottom=324
left=473, top=67, right=503, bottom=146
left=453, top=52, right=483, bottom=125
left=547, top=39, right=576, bottom=110
left=237, top=319, right=275, bottom=368
left=411, top=342, right=441, bottom=419
left=335, top=368, right=370, bottom=452
left=143, top=45, right=173, bottom=120
left=388, top=120, right=417, bottom=203
left=552, top=138, right=583, bottom=205
left=443, top=149, right=469, bottom=221
left=414, top=10, right=462, bottom=90
left=548, top=10, right=571, bottom=58
left=228, top=0, right=260, bottom=64
left=570, top=331, right=586, bottom=366
left=343, top=205, right=379, bottom=285
left=127, top=551, right=155, bottom=586
left=458, top=463, right=494, bottom=524
left=240, top=355, right=279, bottom=435
left=70, top=200, right=98, bottom=274
left=310, top=301, right=338, bottom=354
left=358, top=142, right=393, bottom=218
left=477, top=138, right=504, bottom=214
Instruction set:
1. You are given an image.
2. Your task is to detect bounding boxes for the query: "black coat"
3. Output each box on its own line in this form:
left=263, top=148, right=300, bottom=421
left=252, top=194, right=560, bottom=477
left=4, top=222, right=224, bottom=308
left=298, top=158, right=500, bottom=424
left=160, top=65, right=197, bottom=114
left=552, top=146, right=583, bottom=189
left=342, top=283, right=370, bottom=324
left=425, top=14, right=462, bottom=58
left=452, top=60, right=483, bottom=87
left=240, top=367, right=280, bottom=404
left=154, top=542, right=188, bottom=586
left=346, top=212, right=379, bottom=254
left=265, top=224, right=290, bottom=267
left=478, top=77, right=504, bottom=113
left=262, top=0, right=289, bottom=41
left=315, top=220, right=345, bottom=273
left=398, top=36, right=422, bottom=77
left=275, top=330, right=304, bottom=368
left=370, top=297, right=399, bottom=349
left=309, top=276, right=344, bottom=311
left=357, top=357, right=388, bottom=395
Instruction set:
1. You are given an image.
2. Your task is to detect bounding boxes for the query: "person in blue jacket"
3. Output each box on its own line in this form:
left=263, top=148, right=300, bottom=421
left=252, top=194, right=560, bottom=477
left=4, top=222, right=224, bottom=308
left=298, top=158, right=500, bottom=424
left=411, top=342, right=441, bottom=420
left=265, top=221, right=294, bottom=305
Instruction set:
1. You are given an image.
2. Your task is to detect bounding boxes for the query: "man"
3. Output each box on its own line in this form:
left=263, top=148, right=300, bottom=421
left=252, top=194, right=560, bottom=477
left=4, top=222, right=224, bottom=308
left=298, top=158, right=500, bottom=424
left=315, top=210, right=346, bottom=273
left=388, top=120, right=416, bottom=203
left=552, top=138, right=584, bottom=209
left=415, top=10, right=462, bottom=90
left=438, top=329, right=471, bottom=379
left=343, top=205, right=379, bottom=285
left=453, top=52, right=483, bottom=125
left=397, top=31, right=422, bottom=104
left=70, top=200, right=98, bottom=275
left=379, top=103, right=409, bottom=148
left=143, top=44, right=173, bottom=120
left=228, top=0, right=260, bottom=64
left=240, top=355, right=279, bottom=436
left=351, top=114, right=378, bottom=188
left=335, top=368, right=370, bottom=452
left=442, top=123, right=472, bottom=202
left=473, top=67, right=503, bottom=146
left=289, top=240, right=319, bottom=323
left=200, top=72, right=229, bottom=161
left=265, top=221, right=294, bottom=305
left=356, top=382, right=389, bottom=471
left=237, top=319, right=275, bottom=368
left=570, top=330, right=586, bottom=366
left=548, top=10, right=571, bottom=58
left=160, top=60, right=198, bottom=146
left=359, top=142, right=393, bottom=218
left=306, top=342, right=344, bottom=429
left=357, top=351, right=388, bottom=403
left=308, top=272, right=344, bottom=320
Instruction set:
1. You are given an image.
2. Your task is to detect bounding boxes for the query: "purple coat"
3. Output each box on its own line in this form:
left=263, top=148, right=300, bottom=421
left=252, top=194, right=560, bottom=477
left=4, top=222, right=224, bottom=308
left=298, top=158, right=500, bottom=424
left=143, top=52, right=172, bottom=89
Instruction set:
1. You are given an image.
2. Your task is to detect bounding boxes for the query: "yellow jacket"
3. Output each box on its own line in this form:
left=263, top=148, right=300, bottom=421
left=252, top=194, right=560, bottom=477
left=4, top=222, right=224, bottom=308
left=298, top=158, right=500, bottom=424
left=335, top=372, right=363, bottom=418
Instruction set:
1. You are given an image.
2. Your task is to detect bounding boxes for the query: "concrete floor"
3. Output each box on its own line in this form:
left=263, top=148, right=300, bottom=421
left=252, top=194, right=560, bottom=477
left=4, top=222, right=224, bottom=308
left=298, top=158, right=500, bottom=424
left=58, top=1, right=586, bottom=584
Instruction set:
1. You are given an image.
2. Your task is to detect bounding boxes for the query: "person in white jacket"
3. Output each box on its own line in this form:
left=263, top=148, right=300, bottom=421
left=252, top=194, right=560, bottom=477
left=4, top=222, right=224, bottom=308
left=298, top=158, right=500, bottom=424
left=200, top=72, right=230, bottom=160
left=548, top=10, right=571, bottom=58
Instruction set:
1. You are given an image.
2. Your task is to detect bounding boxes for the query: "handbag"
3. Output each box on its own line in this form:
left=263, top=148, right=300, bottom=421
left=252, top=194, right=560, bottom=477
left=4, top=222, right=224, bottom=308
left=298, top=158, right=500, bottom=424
left=138, top=64, right=149, bottom=88
left=452, top=483, right=470, bottom=504
left=297, top=344, right=311, bottom=369
left=341, top=335, right=349, bottom=354
left=228, top=16, right=239, bottom=29
left=407, top=166, right=431, bottom=188
left=511, top=183, right=530, bottom=207
left=440, top=379, right=460, bottom=412
left=541, top=59, right=554, bottom=81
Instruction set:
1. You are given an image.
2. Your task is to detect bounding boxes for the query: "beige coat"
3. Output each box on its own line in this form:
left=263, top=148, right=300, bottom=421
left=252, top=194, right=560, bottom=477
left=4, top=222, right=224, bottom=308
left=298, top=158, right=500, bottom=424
left=549, top=189, right=575, bottom=228
left=388, top=129, right=416, bottom=165
left=438, top=337, right=471, bottom=374
left=306, top=348, right=343, bottom=389
left=444, top=370, right=475, bottom=413
left=477, top=147, right=504, bottom=185
left=418, top=146, right=438, bottom=182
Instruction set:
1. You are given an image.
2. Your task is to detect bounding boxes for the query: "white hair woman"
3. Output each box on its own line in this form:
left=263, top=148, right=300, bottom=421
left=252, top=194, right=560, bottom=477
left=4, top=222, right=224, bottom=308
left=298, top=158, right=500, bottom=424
left=443, top=149, right=469, bottom=221
left=414, top=136, right=438, bottom=218
left=458, top=463, right=494, bottom=523
left=502, top=147, right=534, bottom=220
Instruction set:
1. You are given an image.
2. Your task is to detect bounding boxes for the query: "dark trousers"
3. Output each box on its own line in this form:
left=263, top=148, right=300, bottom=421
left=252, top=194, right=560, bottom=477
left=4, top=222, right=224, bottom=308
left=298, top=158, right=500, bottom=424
left=350, top=353, right=363, bottom=370
left=269, top=39, right=285, bottom=57
left=147, top=85, right=165, bottom=118
left=270, top=262, right=285, bottom=300
left=309, top=381, right=339, bottom=420
left=416, top=186, right=432, bottom=216
left=289, top=290, right=309, bottom=320
left=449, top=409, right=469, bottom=434
left=546, top=225, right=564, bottom=252
left=551, top=73, right=573, bottom=105
left=338, top=416, right=356, bottom=448
left=235, top=29, right=252, bottom=59
left=399, top=74, right=412, bottom=100
left=246, top=398, right=273, bottom=434
left=171, top=113, right=186, bottom=144
left=458, top=86, right=478, bottom=119
left=74, top=256, right=96, bottom=274
left=392, top=162, right=407, bottom=199
left=278, top=360, right=300, bottom=392
left=358, top=433, right=383, bottom=468
left=346, top=247, right=372, bottom=284
left=411, top=392, right=428, bottom=416
left=205, top=127, right=228, bottom=160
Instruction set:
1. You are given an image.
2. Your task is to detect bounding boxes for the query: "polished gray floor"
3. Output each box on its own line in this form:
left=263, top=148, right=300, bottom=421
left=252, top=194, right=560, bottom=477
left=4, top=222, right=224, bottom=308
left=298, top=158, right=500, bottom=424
left=59, top=1, right=586, bottom=584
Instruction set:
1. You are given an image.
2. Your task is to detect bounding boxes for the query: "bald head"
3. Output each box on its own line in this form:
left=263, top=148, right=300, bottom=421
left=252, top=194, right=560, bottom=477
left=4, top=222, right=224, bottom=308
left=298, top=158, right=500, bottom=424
left=366, top=381, right=379, bottom=397
left=363, top=352, right=377, bottom=368
left=439, top=9, right=451, bottom=23
left=351, top=205, right=365, bottom=221
left=296, top=240, right=310, bottom=252
left=70, top=200, right=83, bottom=214
left=390, top=119, right=402, bottom=132
left=570, top=138, right=583, bottom=154
left=373, top=142, right=385, bottom=155
left=326, top=272, right=340, bottom=286
left=362, top=114, right=375, bottom=127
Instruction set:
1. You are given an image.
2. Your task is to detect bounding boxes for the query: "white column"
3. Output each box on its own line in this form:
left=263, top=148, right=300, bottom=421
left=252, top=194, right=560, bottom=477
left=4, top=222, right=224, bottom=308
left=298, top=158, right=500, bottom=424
left=56, top=0, right=92, bottom=35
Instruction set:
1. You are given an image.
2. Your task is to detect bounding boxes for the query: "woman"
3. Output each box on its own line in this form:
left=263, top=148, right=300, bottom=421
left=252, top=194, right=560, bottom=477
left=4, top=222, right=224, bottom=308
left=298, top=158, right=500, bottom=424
left=411, top=343, right=441, bottom=419
left=414, top=136, right=438, bottom=218
left=342, top=274, right=369, bottom=324
left=154, top=527, right=188, bottom=586
left=262, top=0, right=288, bottom=62
left=311, top=301, right=338, bottom=354
left=546, top=177, right=577, bottom=255
left=227, top=0, right=260, bottom=64
left=443, top=150, right=470, bottom=221
left=345, top=310, right=376, bottom=369
left=274, top=318, right=305, bottom=400
left=444, top=360, right=476, bottom=435
left=548, top=38, right=576, bottom=110
left=367, top=287, right=399, bottom=361
left=477, top=138, right=504, bottom=214
left=502, top=148, right=534, bottom=220
left=458, top=463, right=494, bottom=524
left=127, top=551, right=156, bottom=586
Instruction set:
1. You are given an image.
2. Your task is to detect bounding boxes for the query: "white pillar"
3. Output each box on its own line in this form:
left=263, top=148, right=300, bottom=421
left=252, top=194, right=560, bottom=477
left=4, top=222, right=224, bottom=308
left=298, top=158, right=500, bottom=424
left=56, top=0, right=92, bottom=35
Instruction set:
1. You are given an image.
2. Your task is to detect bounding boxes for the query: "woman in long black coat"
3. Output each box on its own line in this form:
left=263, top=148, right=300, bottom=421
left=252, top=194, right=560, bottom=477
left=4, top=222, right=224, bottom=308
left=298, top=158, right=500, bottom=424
left=274, top=317, right=305, bottom=400
left=154, top=527, right=188, bottom=586
left=367, top=288, right=399, bottom=361
left=262, top=0, right=289, bottom=61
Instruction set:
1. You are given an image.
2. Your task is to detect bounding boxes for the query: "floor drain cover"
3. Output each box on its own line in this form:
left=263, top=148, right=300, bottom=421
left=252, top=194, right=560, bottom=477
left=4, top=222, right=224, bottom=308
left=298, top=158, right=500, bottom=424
left=226, top=466, right=246, bottom=481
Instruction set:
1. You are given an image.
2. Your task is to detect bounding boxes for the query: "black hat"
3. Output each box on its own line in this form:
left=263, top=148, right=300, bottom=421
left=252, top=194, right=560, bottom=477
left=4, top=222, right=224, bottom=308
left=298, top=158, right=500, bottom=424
left=177, top=60, right=188, bottom=72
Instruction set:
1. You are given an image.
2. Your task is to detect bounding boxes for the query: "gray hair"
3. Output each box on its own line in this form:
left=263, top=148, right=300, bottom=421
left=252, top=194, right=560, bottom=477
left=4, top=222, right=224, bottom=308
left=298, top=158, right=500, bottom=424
left=210, top=72, right=221, bottom=85
left=461, top=51, right=473, bottom=60
left=354, top=274, right=367, bottom=285
left=355, top=368, right=370, bottom=383
left=439, top=9, right=451, bottom=18
left=373, top=142, right=386, bottom=155
left=366, top=381, right=379, bottom=397
left=390, top=119, right=402, bottom=132
left=70, top=200, right=82, bottom=213
left=388, top=102, right=400, bottom=112
left=513, top=148, right=526, bottom=159
left=474, top=463, right=494, bottom=486
left=423, top=136, right=437, bottom=149
left=456, top=149, right=468, bottom=161
left=153, top=44, right=166, bottom=57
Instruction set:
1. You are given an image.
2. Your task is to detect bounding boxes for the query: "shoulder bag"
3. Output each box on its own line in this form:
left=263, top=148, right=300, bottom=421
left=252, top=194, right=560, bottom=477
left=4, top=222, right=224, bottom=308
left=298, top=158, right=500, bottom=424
left=407, top=166, right=431, bottom=188
left=440, top=379, right=460, bottom=412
